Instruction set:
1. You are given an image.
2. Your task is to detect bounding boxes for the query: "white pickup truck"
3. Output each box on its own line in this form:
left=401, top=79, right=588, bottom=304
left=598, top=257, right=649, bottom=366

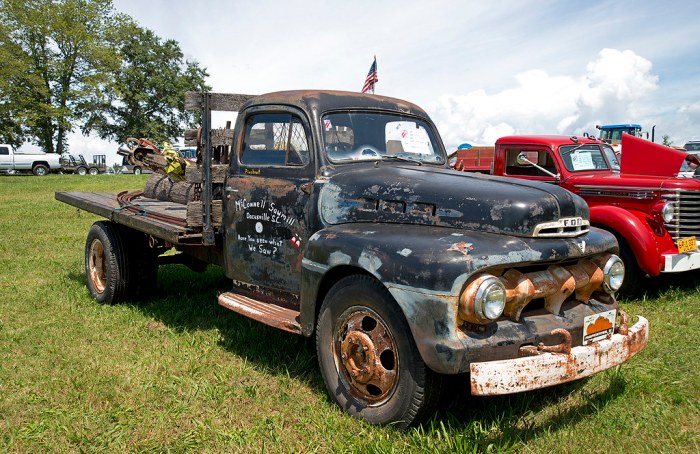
left=0, top=144, right=62, bottom=175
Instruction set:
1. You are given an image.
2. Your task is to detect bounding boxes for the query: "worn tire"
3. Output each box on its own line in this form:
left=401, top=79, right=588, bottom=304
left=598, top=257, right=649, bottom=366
left=316, top=275, right=442, bottom=429
left=85, top=221, right=158, bottom=304
left=32, top=164, right=49, bottom=176
left=76, top=166, right=87, bottom=175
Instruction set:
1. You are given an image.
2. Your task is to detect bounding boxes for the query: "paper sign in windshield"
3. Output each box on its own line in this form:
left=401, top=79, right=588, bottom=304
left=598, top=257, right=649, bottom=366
left=571, top=151, right=595, bottom=171
left=386, top=121, right=432, bottom=154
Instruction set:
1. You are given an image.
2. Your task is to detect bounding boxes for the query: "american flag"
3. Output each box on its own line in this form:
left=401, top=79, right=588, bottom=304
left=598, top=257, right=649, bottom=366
left=361, top=57, right=378, bottom=93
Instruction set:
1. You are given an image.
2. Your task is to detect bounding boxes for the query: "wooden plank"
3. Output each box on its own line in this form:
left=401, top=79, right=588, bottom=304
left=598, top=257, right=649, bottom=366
left=184, top=128, right=234, bottom=147
left=185, top=164, right=228, bottom=184
left=187, top=200, right=223, bottom=227
left=184, top=92, right=256, bottom=112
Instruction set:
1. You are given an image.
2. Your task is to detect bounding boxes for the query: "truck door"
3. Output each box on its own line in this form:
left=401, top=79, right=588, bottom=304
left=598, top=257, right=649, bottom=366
left=223, top=108, right=314, bottom=300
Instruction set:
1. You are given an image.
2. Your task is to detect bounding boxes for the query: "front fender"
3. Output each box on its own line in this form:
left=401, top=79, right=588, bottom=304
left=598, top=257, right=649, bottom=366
left=300, top=222, right=618, bottom=373
left=589, top=205, right=669, bottom=276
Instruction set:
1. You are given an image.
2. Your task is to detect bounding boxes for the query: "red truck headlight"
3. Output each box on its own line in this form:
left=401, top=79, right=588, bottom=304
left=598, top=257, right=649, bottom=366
left=652, top=200, right=675, bottom=223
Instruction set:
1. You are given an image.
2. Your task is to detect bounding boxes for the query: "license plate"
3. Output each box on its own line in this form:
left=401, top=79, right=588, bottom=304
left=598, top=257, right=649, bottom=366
left=677, top=236, right=698, bottom=254
left=583, top=309, right=616, bottom=345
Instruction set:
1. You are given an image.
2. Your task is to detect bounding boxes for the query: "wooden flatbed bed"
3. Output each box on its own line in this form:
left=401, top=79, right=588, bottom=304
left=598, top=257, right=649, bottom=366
left=55, top=192, right=206, bottom=245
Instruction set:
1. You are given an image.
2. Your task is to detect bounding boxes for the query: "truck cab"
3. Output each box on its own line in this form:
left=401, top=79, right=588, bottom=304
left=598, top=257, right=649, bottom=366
left=492, top=134, right=700, bottom=292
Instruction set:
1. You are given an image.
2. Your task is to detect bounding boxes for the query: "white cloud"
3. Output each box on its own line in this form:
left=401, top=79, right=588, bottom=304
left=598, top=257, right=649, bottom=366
left=430, top=49, right=660, bottom=149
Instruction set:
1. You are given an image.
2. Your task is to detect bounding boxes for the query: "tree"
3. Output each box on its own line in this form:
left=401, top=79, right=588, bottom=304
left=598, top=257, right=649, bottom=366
left=662, top=134, right=673, bottom=147
left=85, top=21, right=210, bottom=145
left=0, top=0, right=122, bottom=154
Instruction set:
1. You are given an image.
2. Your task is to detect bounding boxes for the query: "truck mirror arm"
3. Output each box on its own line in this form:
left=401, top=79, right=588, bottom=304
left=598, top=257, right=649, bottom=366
left=516, top=152, right=560, bottom=181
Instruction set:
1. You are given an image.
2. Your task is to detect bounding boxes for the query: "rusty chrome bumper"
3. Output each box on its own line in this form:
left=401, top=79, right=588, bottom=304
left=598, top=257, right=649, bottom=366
left=469, top=315, right=648, bottom=396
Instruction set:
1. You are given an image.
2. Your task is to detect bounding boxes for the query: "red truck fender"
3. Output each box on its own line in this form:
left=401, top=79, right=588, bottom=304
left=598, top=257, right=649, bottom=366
left=589, top=205, right=663, bottom=276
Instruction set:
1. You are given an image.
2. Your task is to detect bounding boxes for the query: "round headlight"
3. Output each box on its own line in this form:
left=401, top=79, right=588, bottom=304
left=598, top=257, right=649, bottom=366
left=661, top=201, right=675, bottom=223
left=603, top=255, right=625, bottom=293
left=475, top=278, right=506, bottom=321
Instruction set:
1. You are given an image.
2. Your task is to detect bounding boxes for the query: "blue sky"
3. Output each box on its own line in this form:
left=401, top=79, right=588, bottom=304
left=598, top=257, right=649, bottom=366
left=36, top=0, right=700, bottom=162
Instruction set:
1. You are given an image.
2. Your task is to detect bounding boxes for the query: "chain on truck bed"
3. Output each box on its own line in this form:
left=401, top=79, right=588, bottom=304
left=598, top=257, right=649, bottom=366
left=116, top=191, right=188, bottom=227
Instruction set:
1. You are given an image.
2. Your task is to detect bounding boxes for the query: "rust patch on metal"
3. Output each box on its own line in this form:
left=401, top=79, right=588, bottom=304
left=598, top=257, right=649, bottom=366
left=537, top=328, right=572, bottom=355
left=337, top=309, right=397, bottom=402
left=495, top=253, right=614, bottom=321
left=617, top=309, right=630, bottom=335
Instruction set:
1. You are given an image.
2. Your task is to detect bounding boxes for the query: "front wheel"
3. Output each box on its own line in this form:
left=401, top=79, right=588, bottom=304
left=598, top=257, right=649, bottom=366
left=133, top=166, right=142, bottom=175
left=617, top=239, right=644, bottom=297
left=76, top=166, right=87, bottom=175
left=316, top=275, right=442, bottom=429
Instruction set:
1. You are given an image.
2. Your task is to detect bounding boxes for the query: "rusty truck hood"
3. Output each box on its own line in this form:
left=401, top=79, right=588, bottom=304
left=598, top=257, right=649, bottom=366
left=318, top=164, right=589, bottom=237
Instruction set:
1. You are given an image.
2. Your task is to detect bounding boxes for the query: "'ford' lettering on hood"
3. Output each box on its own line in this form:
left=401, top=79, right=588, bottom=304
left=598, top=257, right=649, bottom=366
left=318, top=165, right=589, bottom=237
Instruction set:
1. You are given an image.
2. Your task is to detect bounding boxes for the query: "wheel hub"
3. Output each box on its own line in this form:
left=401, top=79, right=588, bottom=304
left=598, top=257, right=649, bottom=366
left=88, top=239, right=106, bottom=294
left=336, top=309, right=398, bottom=402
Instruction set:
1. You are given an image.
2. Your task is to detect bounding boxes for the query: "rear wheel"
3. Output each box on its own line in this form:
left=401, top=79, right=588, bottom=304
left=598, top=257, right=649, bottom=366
left=316, top=275, right=442, bottom=429
left=85, top=221, right=158, bottom=304
left=88, top=167, right=99, bottom=175
left=32, top=164, right=49, bottom=176
left=133, top=166, right=142, bottom=175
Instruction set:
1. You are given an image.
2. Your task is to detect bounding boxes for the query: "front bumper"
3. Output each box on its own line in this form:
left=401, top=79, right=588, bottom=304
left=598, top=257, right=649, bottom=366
left=664, top=250, right=700, bottom=272
left=470, top=314, right=648, bottom=395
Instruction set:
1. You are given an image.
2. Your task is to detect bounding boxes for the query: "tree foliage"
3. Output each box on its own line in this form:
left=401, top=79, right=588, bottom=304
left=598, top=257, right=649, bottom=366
left=0, top=0, right=210, bottom=152
left=0, top=0, right=122, bottom=153
left=85, top=21, right=210, bottom=145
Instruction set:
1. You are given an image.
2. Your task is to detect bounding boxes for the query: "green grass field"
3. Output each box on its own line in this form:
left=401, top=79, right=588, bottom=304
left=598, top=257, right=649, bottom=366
left=0, top=174, right=698, bottom=452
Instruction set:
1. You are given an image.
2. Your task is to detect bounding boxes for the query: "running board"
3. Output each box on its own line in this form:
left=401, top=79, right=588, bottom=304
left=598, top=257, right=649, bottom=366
left=218, top=292, right=302, bottom=335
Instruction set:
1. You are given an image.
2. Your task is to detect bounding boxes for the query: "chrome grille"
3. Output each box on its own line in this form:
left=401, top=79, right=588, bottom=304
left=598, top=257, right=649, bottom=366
left=662, top=191, right=700, bottom=241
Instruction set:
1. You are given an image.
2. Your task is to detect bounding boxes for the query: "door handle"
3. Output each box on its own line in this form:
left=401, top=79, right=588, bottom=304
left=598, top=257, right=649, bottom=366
left=225, top=186, right=239, bottom=193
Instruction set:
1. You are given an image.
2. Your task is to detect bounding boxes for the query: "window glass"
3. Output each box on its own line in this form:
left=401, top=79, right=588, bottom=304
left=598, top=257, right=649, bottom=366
left=0, top=147, right=9, bottom=155
left=322, top=111, right=443, bottom=165
left=602, top=145, right=620, bottom=171
left=504, top=149, right=556, bottom=177
left=559, top=144, right=611, bottom=171
left=241, top=113, right=310, bottom=166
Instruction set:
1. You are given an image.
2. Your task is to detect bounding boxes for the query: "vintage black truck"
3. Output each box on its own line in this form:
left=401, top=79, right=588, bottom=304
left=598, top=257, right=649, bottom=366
left=56, top=90, right=648, bottom=428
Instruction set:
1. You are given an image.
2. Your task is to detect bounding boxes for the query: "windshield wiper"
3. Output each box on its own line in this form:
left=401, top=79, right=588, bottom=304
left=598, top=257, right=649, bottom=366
left=381, top=155, right=422, bottom=165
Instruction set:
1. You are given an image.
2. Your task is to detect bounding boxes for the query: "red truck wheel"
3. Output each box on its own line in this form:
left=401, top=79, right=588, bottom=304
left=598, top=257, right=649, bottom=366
left=316, top=275, right=442, bottom=429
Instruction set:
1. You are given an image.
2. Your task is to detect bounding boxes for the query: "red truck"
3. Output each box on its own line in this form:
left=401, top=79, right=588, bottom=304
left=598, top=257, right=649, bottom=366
left=453, top=134, right=700, bottom=294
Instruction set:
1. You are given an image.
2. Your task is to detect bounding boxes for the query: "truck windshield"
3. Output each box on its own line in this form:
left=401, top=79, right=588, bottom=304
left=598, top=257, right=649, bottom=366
left=559, top=144, right=617, bottom=172
left=322, top=112, right=444, bottom=165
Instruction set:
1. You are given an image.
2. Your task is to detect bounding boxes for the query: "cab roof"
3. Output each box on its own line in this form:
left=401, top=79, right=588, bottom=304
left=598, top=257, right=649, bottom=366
left=240, top=90, right=430, bottom=119
left=496, top=135, right=601, bottom=149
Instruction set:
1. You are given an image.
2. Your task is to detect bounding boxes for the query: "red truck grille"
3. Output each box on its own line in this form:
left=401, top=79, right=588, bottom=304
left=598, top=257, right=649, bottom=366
left=662, top=190, right=700, bottom=241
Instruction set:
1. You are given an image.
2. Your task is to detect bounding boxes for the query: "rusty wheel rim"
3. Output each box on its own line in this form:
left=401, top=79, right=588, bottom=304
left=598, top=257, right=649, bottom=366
left=334, top=307, right=399, bottom=404
left=88, top=239, right=106, bottom=294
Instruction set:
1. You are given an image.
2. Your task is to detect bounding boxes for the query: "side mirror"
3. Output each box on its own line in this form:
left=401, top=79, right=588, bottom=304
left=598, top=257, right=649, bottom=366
left=516, top=152, right=530, bottom=165
left=516, top=152, right=560, bottom=180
